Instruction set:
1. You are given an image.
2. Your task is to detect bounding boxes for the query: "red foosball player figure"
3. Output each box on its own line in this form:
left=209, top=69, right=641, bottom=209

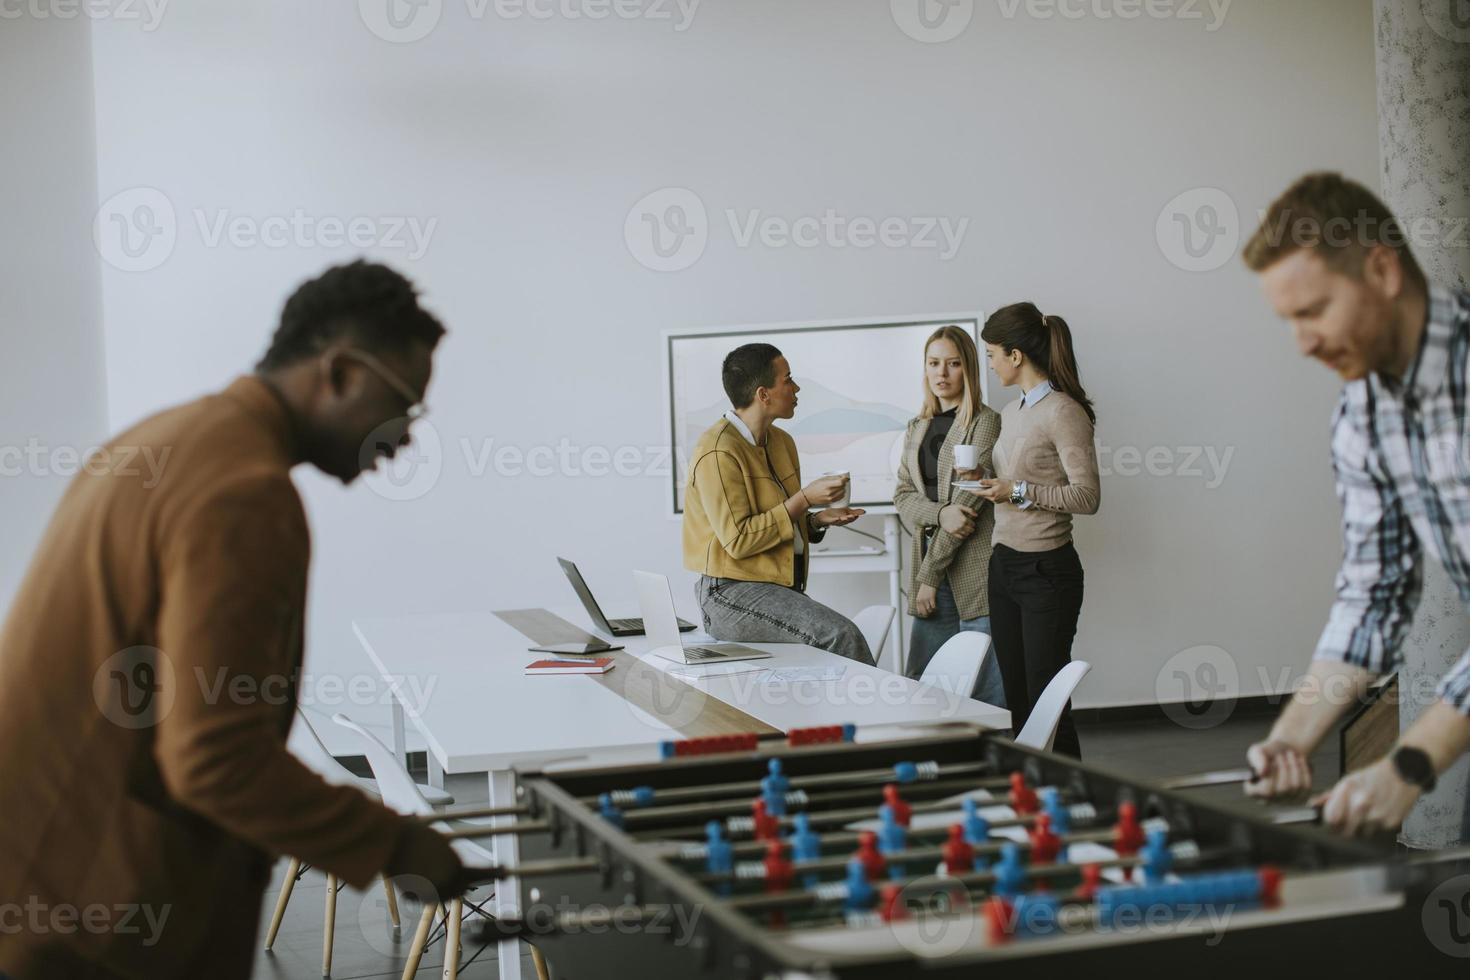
left=1113, top=801, right=1145, bottom=881
left=942, top=824, right=974, bottom=875
left=1008, top=772, right=1039, bottom=815
left=763, top=841, right=794, bottom=927
left=1075, top=863, right=1103, bottom=902
left=881, top=784, right=913, bottom=827
left=764, top=840, right=794, bottom=892
left=853, top=830, right=887, bottom=882
left=879, top=882, right=906, bottom=923
left=1028, top=813, right=1062, bottom=865
left=752, top=799, right=781, bottom=842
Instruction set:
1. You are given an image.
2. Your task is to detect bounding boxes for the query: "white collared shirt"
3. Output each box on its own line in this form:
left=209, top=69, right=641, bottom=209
left=723, top=410, right=804, bottom=554
left=1021, top=379, right=1054, bottom=409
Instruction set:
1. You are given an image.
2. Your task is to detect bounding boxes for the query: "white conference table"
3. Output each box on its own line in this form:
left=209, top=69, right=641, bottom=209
left=352, top=604, right=1009, bottom=979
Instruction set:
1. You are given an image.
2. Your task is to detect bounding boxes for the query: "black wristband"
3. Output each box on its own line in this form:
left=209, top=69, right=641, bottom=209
left=1392, top=746, right=1437, bottom=793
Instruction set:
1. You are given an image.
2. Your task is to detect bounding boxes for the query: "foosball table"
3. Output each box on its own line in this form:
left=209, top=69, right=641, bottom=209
left=459, top=724, right=1470, bottom=978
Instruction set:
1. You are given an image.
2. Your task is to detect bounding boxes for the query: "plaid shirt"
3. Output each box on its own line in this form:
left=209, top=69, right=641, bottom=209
left=1314, top=285, right=1470, bottom=712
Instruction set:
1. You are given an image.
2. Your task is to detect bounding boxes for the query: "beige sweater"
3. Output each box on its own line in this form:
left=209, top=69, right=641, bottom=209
left=992, top=390, right=1100, bottom=551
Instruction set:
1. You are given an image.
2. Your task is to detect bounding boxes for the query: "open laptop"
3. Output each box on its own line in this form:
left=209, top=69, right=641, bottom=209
left=559, top=558, right=695, bottom=638
left=633, top=570, right=773, bottom=666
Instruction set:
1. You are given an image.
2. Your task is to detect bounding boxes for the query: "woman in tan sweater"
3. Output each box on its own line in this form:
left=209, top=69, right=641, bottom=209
left=971, top=303, right=1100, bottom=757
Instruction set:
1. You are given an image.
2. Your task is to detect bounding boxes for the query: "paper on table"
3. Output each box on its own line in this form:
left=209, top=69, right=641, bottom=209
left=666, top=661, right=771, bottom=680
left=762, top=665, right=847, bottom=684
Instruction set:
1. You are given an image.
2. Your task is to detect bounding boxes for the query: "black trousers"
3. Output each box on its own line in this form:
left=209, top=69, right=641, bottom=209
left=988, top=541, right=1084, bottom=758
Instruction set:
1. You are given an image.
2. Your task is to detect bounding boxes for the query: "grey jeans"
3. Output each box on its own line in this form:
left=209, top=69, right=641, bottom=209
left=696, top=576, right=874, bottom=666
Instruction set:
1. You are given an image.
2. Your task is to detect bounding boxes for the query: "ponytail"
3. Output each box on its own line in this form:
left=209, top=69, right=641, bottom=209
left=1041, top=314, right=1096, bottom=425
left=981, top=302, right=1097, bottom=426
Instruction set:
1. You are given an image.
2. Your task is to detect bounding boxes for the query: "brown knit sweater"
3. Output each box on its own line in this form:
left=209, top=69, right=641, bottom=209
left=991, top=390, right=1101, bottom=551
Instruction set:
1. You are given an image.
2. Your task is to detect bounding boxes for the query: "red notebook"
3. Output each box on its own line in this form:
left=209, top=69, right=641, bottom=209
left=525, top=657, right=615, bottom=675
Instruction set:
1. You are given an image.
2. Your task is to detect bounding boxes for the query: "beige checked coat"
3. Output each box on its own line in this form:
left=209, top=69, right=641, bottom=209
left=892, top=406, right=1003, bottom=621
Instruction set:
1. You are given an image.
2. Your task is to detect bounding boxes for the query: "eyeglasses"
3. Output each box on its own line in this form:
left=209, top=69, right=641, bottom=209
left=340, top=348, right=429, bottom=421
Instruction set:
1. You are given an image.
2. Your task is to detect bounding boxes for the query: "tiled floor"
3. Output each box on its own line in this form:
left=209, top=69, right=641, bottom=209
left=253, top=710, right=1337, bottom=979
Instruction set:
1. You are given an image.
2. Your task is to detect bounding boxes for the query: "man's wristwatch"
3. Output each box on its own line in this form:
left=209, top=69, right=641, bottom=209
left=1009, top=482, right=1026, bottom=506
left=1392, top=746, right=1437, bottom=793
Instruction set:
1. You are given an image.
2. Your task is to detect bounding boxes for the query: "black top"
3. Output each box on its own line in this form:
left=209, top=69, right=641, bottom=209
left=919, top=407, right=957, bottom=502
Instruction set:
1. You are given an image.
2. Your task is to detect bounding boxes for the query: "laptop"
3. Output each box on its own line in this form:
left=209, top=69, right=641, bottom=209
left=559, top=558, right=696, bottom=638
left=633, top=570, right=773, bottom=666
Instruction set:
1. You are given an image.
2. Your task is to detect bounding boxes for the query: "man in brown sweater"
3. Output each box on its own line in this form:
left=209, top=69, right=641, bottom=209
left=0, top=261, right=470, bottom=978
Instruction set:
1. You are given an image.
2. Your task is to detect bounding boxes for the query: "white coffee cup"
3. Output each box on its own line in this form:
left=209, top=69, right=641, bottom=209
left=821, top=470, right=851, bottom=510
left=953, top=445, right=979, bottom=473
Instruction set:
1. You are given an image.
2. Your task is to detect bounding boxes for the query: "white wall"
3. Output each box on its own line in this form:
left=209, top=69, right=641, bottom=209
left=0, top=18, right=108, bottom=615
left=84, top=0, right=1376, bottom=741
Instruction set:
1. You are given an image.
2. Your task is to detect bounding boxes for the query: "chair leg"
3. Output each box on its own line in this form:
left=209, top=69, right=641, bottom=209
left=401, top=902, right=436, bottom=980
left=530, top=944, right=551, bottom=980
left=323, top=874, right=338, bottom=978
left=443, top=897, right=463, bottom=979
left=439, top=903, right=459, bottom=953
left=264, top=857, right=300, bottom=951
left=382, top=875, right=402, bottom=939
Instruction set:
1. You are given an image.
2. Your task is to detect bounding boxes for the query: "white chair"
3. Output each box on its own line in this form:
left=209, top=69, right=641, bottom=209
left=263, top=710, right=455, bottom=975
left=852, top=605, right=896, bottom=671
left=331, top=713, right=551, bottom=980
left=1015, top=661, right=1092, bottom=751
left=918, top=631, right=991, bottom=698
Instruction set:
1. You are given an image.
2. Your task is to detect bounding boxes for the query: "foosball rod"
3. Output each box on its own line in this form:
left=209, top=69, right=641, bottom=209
left=628, top=786, right=1082, bottom=841
left=578, top=760, right=995, bottom=808
left=413, top=804, right=531, bottom=822
left=723, top=844, right=1236, bottom=915
left=618, top=775, right=1030, bottom=827
left=440, top=820, right=554, bottom=840
left=693, top=825, right=1127, bottom=886
left=460, top=856, right=603, bottom=885
left=665, top=805, right=1111, bottom=864
left=786, top=862, right=1279, bottom=936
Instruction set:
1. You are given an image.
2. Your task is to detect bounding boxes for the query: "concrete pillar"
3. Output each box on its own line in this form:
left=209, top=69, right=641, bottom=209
left=1374, top=0, right=1470, bottom=849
